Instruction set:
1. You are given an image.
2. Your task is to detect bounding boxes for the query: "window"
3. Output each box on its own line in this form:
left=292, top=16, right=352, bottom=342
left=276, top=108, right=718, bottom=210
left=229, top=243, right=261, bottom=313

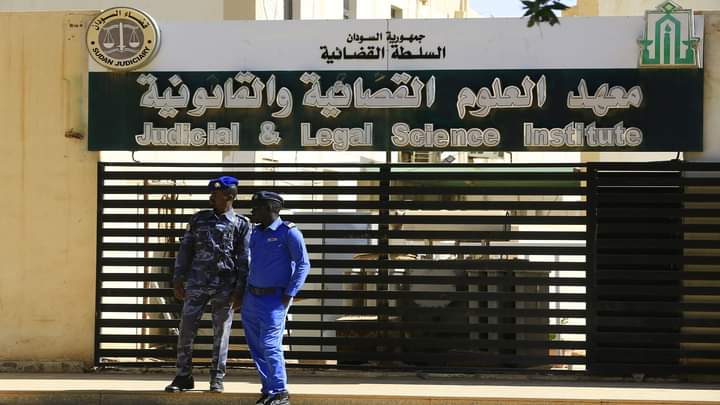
left=344, top=0, right=354, bottom=19
left=391, top=6, right=403, bottom=19
left=284, top=0, right=293, bottom=20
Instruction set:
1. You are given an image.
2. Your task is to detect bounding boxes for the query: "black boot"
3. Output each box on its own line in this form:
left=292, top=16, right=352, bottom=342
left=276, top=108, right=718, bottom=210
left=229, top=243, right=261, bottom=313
left=209, top=377, right=224, bottom=393
left=164, top=374, right=194, bottom=392
left=255, top=393, right=269, bottom=404
left=265, top=391, right=290, bottom=405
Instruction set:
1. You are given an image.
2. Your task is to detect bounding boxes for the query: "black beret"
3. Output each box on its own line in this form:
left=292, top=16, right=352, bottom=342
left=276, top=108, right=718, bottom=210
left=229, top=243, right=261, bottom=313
left=251, top=191, right=284, bottom=205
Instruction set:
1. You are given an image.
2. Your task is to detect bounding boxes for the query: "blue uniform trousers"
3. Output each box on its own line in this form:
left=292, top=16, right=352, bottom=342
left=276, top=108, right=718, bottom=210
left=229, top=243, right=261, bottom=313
left=176, top=287, right=234, bottom=379
left=241, top=291, right=289, bottom=395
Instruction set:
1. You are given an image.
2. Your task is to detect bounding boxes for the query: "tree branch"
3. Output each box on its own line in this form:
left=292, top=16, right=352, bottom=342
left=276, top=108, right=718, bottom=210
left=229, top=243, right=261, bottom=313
left=521, top=0, right=569, bottom=27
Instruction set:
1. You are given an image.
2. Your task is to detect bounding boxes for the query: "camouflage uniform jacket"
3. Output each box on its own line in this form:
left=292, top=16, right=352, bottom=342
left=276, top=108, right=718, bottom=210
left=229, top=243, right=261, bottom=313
left=173, top=209, right=251, bottom=290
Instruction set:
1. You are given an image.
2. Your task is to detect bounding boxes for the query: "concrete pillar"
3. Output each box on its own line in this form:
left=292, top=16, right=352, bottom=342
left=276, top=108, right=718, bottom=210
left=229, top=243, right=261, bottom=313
left=0, top=11, right=99, bottom=369
left=687, top=12, right=720, bottom=162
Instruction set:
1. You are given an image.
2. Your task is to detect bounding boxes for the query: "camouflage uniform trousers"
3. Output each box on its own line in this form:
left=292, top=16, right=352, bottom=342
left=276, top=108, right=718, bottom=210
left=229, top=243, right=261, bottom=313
left=176, top=286, right=234, bottom=379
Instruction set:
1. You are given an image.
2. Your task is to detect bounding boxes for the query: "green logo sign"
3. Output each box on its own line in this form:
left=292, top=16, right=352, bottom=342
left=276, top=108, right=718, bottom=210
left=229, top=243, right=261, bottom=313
left=640, top=1, right=700, bottom=68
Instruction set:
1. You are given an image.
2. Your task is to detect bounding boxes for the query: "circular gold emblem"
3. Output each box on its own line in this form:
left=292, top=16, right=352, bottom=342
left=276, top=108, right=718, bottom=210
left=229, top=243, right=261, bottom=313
left=86, top=7, right=160, bottom=71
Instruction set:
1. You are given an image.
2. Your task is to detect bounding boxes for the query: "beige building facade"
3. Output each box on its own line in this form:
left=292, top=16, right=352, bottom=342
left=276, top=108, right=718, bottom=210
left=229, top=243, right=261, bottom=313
left=0, top=1, right=717, bottom=368
left=566, top=0, right=720, bottom=17
left=0, top=10, right=99, bottom=368
left=0, top=0, right=477, bottom=20
left=0, top=0, right=478, bottom=369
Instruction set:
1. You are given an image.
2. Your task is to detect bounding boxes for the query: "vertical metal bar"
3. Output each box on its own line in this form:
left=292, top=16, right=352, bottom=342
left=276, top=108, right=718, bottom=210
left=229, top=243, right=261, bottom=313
left=94, top=162, right=105, bottom=367
left=317, top=177, right=326, bottom=354
left=377, top=163, right=390, bottom=357
left=142, top=180, right=149, bottom=349
left=679, top=160, right=688, bottom=380
left=585, top=163, right=598, bottom=375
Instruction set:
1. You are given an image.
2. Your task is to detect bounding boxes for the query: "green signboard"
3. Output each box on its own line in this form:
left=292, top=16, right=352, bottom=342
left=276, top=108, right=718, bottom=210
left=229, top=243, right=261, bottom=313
left=88, top=69, right=703, bottom=151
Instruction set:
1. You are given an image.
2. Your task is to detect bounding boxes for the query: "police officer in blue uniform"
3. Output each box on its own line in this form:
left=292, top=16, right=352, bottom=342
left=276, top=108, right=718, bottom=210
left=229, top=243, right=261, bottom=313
left=243, top=191, right=310, bottom=405
left=165, top=176, right=251, bottom=394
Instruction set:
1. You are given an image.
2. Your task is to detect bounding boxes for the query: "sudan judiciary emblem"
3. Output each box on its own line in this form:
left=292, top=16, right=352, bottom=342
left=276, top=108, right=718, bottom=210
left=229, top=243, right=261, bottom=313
left=639, top=1, right=701, bottom=68
left=86, top=7, right=160, bottom=71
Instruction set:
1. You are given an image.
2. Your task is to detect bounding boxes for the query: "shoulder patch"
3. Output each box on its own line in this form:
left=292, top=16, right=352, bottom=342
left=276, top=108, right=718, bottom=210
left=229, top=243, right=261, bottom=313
left=283, top=221, right=297, bottom=228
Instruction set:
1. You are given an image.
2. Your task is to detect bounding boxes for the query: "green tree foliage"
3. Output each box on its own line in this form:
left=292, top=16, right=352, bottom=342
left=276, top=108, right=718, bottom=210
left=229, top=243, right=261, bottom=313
left=522, top=0, right=569, bottom=27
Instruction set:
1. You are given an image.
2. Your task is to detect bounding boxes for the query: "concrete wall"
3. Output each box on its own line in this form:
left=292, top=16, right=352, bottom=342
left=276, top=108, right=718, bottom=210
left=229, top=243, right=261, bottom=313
left=0, top=11, right=99, bottom=367
left=0, top=0, right=225, bottom=20
left=223, top=0, right=257, bottom=20
left=354, top=0, right=393, bottom=20
left=0, top=0, right=471, bottom=20
left=247, top=0, right=285, bottom=20
left=599, top=0, right=720, bottom=16
left=562, top=0, right=598, bottom=17
left=567, top=0, right=720, bottom=17
left=297, top=0, right=343, bottom=19
left=354, top=0, right=472, bottom=19
left=688, top=11, right=720, bottom=161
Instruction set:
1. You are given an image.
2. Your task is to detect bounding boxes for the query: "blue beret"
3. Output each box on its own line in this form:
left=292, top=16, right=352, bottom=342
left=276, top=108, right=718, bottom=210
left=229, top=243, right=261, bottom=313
left=208, top=176, right=239, bottom=191
left=251, top=191, right=283, bottom=205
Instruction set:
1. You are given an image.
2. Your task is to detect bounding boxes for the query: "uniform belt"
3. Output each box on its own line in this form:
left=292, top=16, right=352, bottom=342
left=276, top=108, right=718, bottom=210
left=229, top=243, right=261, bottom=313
left=248, top=285, right=281, bottom=296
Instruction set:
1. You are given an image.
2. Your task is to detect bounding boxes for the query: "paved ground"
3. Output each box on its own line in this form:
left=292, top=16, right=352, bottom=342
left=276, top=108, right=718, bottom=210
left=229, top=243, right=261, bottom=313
left=0, top=373, right=719, bottom=404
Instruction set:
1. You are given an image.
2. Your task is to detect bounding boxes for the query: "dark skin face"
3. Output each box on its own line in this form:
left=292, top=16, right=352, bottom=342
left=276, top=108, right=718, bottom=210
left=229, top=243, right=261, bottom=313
left=209, top=189, right=234, bottom=214
left=251, top=201, right=279, bottom=228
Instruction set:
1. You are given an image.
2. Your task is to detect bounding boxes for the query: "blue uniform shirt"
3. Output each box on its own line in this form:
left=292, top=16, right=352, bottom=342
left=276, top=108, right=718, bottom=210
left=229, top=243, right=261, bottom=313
left=174, top=209, right=251, bottom=289
left=248, top=217, right=310, bottom=297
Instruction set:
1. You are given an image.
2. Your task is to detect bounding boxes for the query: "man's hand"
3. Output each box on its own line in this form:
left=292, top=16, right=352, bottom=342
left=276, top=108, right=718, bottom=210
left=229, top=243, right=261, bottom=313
left=173, top=281, right=185, bottom=300
left=231, top=289, right=244, bottom=311
left=282, top=295, right=293, bottom=308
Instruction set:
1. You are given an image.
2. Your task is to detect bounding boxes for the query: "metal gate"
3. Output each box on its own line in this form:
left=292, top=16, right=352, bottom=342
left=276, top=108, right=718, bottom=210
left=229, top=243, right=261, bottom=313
left=586, top=162, right=720, bottom=378
left=94, top=161, right=720, bottom=377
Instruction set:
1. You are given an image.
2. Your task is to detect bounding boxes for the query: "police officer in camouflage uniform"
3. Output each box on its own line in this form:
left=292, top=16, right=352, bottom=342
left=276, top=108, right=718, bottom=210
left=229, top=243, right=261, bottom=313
left=165, top=176, right=251, bottom=394
left=244, top=191, right=310, bottom=405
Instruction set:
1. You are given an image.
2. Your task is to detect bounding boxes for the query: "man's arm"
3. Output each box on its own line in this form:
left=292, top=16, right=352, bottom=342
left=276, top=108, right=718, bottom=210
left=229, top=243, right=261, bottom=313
left=173, top=216, right=196, bottom=299
left=230, top=217, right=251, bottom=308
left=233, top=218, right=251, bottom=285
left=285, top=227, right=310, bottom=300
